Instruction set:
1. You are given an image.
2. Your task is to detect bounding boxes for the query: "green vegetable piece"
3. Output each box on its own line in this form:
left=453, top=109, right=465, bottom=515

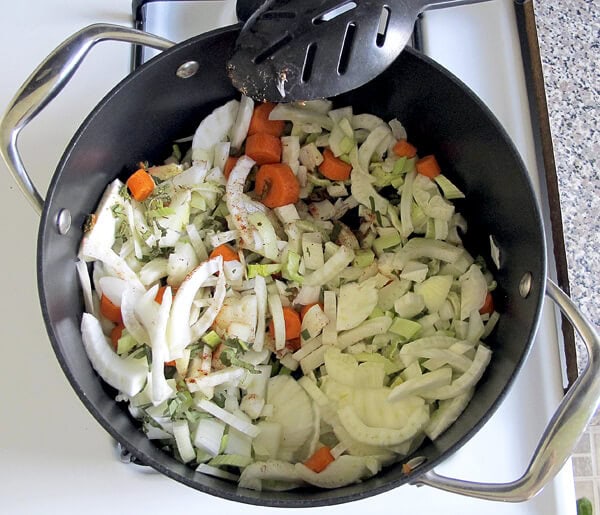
left=202, top=330, right=222, bottom=349
left=353, top=352, right=402, bottom=375
left=353, top=248, right=375, bottom=268
left=247, top=263, right=282, bottom=278
left=373, top=229, right=402, bottom=255
left=389, top=318, right=422, bottom=340
left=577, top=498, right=593, bottom=515
left=282, top=250, right=304, bottom=284
left=117, top=331, right=138, bottom=356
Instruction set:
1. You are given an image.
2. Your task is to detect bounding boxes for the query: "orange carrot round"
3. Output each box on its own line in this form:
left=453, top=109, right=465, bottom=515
left=223, top=156, right=239, bottom=180
left=269, top=306, right=302, bottom=341
left=479, top=292, right=495, bottom=315
left=248, top=102, right=285, bottom=137
left=318, top=148, right=352, bottom=181
left=209, top=243, right=240, bottom=263
left=300, top=302, right=324, bottom=320
left=255, top=163, right=300, bottom=208
left=164, top=360, right=177, bottom=367
left=245, top=132, right=282, bottom=165
left=392, top=139, right=417, bottom=158
left=416, top=154, right=442, bottom=178
left=303, top=446, right=335, bottom=473
left=126, top=168, right=155, bottom=201
left=100, top=294, right=122, bottom=324
left=110, top=323, right=125, bottom=350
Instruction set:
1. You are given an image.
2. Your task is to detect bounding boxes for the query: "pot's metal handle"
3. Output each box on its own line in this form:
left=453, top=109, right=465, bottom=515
left=414, top=278, right=600, bottom=501
left=0, top=23, right=174, bottom=215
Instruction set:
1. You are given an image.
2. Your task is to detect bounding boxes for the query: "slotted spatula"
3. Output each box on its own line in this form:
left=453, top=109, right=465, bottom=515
left=228, top=0, right=488, bottom=102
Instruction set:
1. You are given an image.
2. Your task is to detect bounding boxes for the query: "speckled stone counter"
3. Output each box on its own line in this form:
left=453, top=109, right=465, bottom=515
left=533, top=0, right=600, bottom=508
left=534, top=0, right=599, bottom=347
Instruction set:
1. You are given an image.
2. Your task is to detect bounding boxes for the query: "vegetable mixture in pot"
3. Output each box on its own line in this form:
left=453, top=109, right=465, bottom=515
left=77, top=97, right=499, bottom=491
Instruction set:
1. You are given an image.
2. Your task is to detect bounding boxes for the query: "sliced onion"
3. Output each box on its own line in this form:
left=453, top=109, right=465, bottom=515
left=168, top=257, right=224, bottom=358
left=229, top=95, right=254, bottom=154
left=121, top=286, right=150, bottom=344
left=80, top=313, right=148, bottom=396
left=98, top=276, right=127, bottom=306
left=268, top=292, right=285, bottom=350
left=253, top=275, right=267, bottom=352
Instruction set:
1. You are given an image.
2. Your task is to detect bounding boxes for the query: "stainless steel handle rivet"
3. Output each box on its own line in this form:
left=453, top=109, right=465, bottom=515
left=176, top=61, right=199, bottom=79
left=56, top=208, right=71, bottom=235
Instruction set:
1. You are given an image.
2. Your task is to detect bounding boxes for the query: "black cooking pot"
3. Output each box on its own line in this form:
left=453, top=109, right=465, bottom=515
left=2, top=22, right=599, bottom=508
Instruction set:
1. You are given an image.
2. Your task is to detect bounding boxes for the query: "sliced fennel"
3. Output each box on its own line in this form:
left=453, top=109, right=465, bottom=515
left=77, top=97, right=500, bottom=493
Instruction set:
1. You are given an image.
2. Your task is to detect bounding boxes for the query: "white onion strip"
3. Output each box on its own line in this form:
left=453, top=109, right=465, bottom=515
left=253, top=275, right=267, bottom=352
left=268, top=292, right=286, bottom=350
left=168, top=257, right=224, bottom=359
left=76, top=260, right=95, bottom=315
left=121, top=286, right=150, bottom=344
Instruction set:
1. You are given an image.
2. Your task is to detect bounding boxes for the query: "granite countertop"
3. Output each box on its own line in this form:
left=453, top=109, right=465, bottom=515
left=534, top=0, right=599, bottom=354
left=534, top=0, right=600, bottom=509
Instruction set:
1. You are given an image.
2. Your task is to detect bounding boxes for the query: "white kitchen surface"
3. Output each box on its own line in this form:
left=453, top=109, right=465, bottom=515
left=0, top=1, right=576, bottom=514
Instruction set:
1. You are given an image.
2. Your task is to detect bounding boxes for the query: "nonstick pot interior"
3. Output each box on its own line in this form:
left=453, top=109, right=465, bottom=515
left=37, top=25, right=546, bottom=506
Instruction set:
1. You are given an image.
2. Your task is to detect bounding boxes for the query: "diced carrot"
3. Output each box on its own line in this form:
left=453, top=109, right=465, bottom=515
left=126, top=168, right=155, bottom=201
left=110, top=322, right=125, bottom=351
left=155, top=285, right=177, bottom=304
left=303, top=446, right=335, bottom=473
left=209, top=243, right=239, bottom=263
left=416, top=154, right=442, bottom=178
left=300, top=302, right=324, bottom=320
left=248, top=102, right=285, bottom=137
left=245, top=132, right=282, bottom=165
left=100, top=294, right=122, bottom=324
left=223, top=156, right=239, bottom=180
left=392, top=139, right=417, bottom=158
left=269, top=306, right=302, bottom=341
left=318, top=148, right=352, bottom=181
left=285, top=338, right=302, bottom=352
left=255, top=163, right=300, bottom=208
left=479, top=292, right=495, bottom=315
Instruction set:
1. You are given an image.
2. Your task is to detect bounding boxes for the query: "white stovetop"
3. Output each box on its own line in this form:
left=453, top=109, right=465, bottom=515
left=0, top=1, right=576, bottom=514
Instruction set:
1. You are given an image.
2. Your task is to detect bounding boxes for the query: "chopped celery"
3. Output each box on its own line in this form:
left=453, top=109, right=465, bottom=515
left=353, top=248, right=375, bottom=268
left=202, top=330, right=222, bottom=349
left=247, top=263, right=282, bottom=278
left=389, top=318, right=422, bottom=340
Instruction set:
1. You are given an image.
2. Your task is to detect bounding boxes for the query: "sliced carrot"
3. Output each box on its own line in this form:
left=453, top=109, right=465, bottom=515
left=285, top=338, right=302, bottom=352
left=110, top=323, right=125, bottom=351
left=100, top=294, right=122, bottom=324
left=318, top=148, right=352, bottom=181
left=479, top=292, right=495, bottom=315
left=164, top=360, right=177, bottom=367
left=416, top=154, right=442, bottom=178
left=223, top=156, right=239, bottom=180
left=126, top=168, right=155, bottom=201
left=248, top=102, right=285, bottom=137
left=269, top=306, right=302, bottom=341
left=245, top=132, right=282, bottom=165
left=300, top=302, right=324, bottom=320
left=392, top=139, right=417, bottom=158
left=209, top=243, right=239, bottom=263
left=303, top=446, right=335, bottom=473
left=255, top=163, right=300, bottom=208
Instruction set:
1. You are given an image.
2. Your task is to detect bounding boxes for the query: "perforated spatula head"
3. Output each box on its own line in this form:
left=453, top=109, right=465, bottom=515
left=228, top=0, right=486, bottom=102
